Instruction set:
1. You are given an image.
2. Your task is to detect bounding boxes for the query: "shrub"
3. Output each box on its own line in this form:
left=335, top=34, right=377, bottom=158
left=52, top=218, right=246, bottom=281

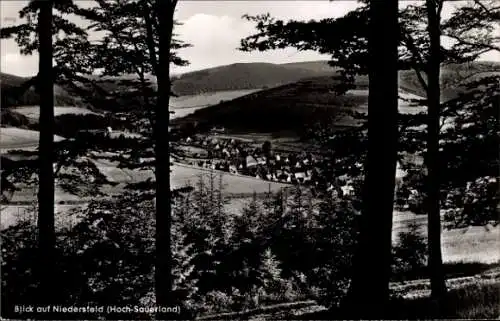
left=392, top=222, right=427, bottom=280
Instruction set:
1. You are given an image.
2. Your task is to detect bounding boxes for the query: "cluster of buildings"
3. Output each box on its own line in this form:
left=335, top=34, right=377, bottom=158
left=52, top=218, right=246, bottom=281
left=174, top=135, right=332, bottom=187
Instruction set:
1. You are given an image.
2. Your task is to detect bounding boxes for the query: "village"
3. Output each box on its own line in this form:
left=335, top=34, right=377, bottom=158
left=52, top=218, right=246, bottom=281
left=170, top=127, right=353, bottom=194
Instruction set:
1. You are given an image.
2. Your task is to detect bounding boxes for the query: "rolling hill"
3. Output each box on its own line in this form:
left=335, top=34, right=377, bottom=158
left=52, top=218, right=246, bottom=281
left=399, top=61, right=500, bottom=101
left=171, top=61, right=339, bottom=96
left=0, top=72, right=82, bottom=108
left=172, top=75, right=370, bottom=133
left=172, top=61, right=500, bottom=134
left=2, top=60, right=498, bottom=112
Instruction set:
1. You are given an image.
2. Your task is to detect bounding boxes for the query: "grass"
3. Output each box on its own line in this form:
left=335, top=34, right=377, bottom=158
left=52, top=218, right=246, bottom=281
left=390, top=282, right=500, bottom=319
left=88, top=157, right=289, bottom=195
left=294, top=282, right=499, bottom=320
left=0, top=127, right=65, bottom=150
left=171, top=90, right=259, bottom=119
left=391, top=261, right=500, bottom=283
left=0, top=204, right=85, bottom=231
left=12, top=106, right=99, bottom=120
left=171, top=163, right=290, bottom=194
left=392, top=211, right=500, bottom=264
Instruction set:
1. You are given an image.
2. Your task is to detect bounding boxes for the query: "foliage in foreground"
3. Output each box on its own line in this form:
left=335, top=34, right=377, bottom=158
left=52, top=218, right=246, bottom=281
left=1, top=171, right=494, bottom=319
left=1, top=173, right=359, bottom=318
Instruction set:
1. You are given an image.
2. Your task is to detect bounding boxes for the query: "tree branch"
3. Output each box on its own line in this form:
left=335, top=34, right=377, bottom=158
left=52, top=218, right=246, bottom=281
left=143, top=2, right=159, bottom=76
left=445, top=33, right=500, bottom=53
left=473, top=0, right=500, bottom=20
left=401, top=32, right=429, bottom=94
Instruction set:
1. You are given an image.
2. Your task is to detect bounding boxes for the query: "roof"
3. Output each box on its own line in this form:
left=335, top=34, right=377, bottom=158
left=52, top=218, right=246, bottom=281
left=246, top=155, right=257, bottom=165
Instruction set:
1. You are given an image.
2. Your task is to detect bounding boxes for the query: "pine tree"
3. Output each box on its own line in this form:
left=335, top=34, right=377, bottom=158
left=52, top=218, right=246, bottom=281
left=1, top=0, right=92, bottom=309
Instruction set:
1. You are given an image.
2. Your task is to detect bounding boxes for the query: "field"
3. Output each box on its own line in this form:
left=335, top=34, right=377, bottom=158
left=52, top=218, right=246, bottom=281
left=392, top=211, right=500, bottom=263
left=0, top=204, right=86, bottom=230
left=87, top=157, right=290, bottom=194
left=0, top=127, right=65, bottom=150
left=172, top=81, right=429, bottom=135
left=12, top=106, right=99, bottom=120
left=171, top=163, right=290, bottom=194
left=171, top=89, right=259, bottom=119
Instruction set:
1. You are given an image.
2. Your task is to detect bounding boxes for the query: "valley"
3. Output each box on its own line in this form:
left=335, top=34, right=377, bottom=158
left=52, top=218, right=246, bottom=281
left=0, top=62, right=498, bottom=261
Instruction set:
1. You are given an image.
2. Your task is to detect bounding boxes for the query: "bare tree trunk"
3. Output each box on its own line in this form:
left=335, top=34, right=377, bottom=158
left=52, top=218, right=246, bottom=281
left=343, top=0, right=399, bottom=317
left=155, top=0, right=176, bottom=317
left=36, top=0, right=55, bottom=306
left=425, top=0, right=447, bottom=307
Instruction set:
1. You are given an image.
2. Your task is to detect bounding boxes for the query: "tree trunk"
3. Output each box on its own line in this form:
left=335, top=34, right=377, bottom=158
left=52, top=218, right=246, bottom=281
left=36, top=0, right=55, bottom=306
left=155, top=0, right=176, bottom=316
left=425, top=0, right=447, bottom=306
left=343, top=0, right=399, bottom=317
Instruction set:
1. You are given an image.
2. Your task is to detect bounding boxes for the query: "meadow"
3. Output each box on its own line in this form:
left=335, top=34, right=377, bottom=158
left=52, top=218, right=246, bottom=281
left=0, top=127, right=65, bottom=150
left=170, top=89, right=259, bottom=119
left=11, top=106, right=100, bottom=120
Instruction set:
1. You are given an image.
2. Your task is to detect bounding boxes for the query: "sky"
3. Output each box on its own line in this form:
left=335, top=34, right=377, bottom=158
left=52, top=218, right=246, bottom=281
left=1, top=1, right=498, bottom=77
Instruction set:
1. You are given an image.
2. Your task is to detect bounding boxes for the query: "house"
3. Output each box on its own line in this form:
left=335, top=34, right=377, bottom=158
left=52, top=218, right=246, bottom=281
left=257, top=157, right=267, bottom=165
left=211, top=126, right=225, bottom=133
left=341, top=183, right=355, bottom=195
left=295, top=172, right=306, bottom=183
left=246, top=155, right=258, bottom=167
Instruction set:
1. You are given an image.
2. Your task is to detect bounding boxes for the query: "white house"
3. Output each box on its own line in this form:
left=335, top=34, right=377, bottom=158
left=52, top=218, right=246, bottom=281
left=246, top=156, right=258, bottom=167
left=295, top=172, right=306, bottom=183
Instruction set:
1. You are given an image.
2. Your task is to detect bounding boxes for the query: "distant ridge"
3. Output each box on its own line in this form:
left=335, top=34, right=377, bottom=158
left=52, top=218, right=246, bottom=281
left=2, top=60, right=498, bottom=109
left=0, top=72, right=82, bottom=108
left=171, top=61, right=338, bottom=96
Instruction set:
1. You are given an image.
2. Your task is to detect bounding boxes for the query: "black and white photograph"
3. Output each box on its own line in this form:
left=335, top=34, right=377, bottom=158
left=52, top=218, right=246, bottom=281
left=0, top=0, right=499, bottom=319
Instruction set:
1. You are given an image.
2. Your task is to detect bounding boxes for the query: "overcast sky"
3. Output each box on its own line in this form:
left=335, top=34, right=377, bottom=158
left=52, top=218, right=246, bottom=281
left=1, top=1, right=498, bottom=77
